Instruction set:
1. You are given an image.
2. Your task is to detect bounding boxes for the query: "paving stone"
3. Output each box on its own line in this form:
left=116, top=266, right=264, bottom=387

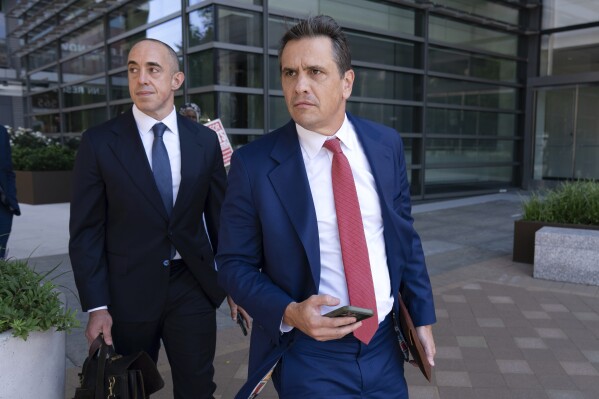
left=407, top=385, right=440, bottom=399
left=537, top=374, right=577, bottom=390
left=435, top=346, right=462, bottom=360
left=469, top=372, right=506, bottom=388
left=515, top=337, right=548, bottom=349
left=437, top=386, right=476, bottom=399
left=496, top=359, right=533, bottom=374
left=522, top=310, right=551, bottom=320
left=546, top=390, right=590, bottom=399
left=434, top=371, right=472, bottom=387
left=541, top=304, right=569, bottom=312
left=457, top=336, right=488, bottom=348
left=559, top=362, right=599, bottom=376
left=581, top=350, right=599, bottom=363
left=477, top=318, right=505, bottom=328
left=489, top=296, right=515, bottom=304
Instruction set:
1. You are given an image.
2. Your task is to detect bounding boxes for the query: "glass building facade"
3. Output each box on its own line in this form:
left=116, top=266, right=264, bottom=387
left=6, top=0, right=594, bottom=200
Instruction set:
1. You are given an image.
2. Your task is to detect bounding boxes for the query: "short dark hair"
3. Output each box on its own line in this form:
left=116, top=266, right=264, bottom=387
left=279, top=15, right=351, bottom=76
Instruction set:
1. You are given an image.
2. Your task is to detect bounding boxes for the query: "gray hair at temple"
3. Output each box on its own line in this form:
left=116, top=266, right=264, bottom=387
left=278, top=15, right=352, bottom=77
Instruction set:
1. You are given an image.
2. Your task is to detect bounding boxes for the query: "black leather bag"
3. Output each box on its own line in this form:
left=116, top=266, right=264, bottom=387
left=73, top=335, right=165, bottom=399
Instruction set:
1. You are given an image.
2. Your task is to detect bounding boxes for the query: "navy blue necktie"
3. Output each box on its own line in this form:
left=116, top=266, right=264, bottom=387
left=151, top=122, right=173, bottom=215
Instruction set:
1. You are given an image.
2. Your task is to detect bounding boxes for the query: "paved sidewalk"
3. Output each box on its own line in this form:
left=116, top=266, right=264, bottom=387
left=8, top=192, right=599, bottom=398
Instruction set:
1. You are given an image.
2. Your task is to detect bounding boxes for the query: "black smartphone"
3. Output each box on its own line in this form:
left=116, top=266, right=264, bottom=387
left=324, top=306, right=374, bottom=321
left=237, top=313, right=248, bottom=336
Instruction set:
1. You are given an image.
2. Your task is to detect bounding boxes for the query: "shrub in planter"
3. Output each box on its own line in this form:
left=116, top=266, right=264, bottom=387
left=6, top=126, right=78, bottom=171
left=513, top=181, right=599, bottom=264
left=0, top=258, right=78, bottom=340
left=522, top=180, right=599, bottom=225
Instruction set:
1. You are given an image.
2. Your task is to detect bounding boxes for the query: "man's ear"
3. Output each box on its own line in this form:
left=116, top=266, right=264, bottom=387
left=172, top=71, right=185, bottom=91
left=342, top=69, right=354, bottom=100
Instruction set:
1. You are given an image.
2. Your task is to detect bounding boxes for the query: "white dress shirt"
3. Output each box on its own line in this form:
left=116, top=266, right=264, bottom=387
left=297, top=114, right=394, bottom=324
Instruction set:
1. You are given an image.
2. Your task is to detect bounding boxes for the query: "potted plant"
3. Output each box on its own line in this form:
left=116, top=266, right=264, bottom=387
left=7, top=126, right=79, bottom=204
left=0, top=257, right=79, bottom=399
left=513, top=180, right=599, bottom=264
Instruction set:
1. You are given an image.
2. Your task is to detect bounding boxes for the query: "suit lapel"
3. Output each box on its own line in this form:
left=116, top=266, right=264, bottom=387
left=268, top=123, right=321, bottom=290
left=174, top=116, right=203, bottom=214
left=108, top=110, right=169, bottom=221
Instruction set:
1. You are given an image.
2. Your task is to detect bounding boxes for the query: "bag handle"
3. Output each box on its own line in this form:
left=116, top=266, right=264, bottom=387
left=89, top=334, right=113, bottom=398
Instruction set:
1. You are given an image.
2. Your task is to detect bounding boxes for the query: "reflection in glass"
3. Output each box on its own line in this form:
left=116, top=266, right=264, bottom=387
left=61, top=19, right=104, bottom=58
left=189, top=93, right=215, bottom=122
left=268, top=96, right=289, bottom=129
left=62, top=49, right=105, bottom=83
left=217, top=50, right=262, bottom=87
left=65, top=107, right=109, bottom=133
left=427, top=108, right=516, bottom=137
left=188, top=50, right=214, bottom=87
left=270, top=0, right=415, bottom=36
left=268, top=16, right=295, bottom=51
left=346, top=102, right=420, bottom=134
left=427, top=77, right=517, bottom=110
left=217, top=7, right=262, bottom=46
left=64, top=78, right=107, bottom=108
left=219, top=92, right=263, bottom=129
left=425, top=166, right=512, bottom=193
left=269, top=56, right=281, bottom=90
left=540, top=28, right=599, bottom=76
left=425, top=138, right=513, bottom=165
left=542, top=1, right=599, bottom=30
left=110, top=72, right=129, bottom=100
left=28, top=45, right=58, bottom=70
left=429, top=16, right=518, bottom=56
left=353, top=67, right=420, bottom=101
left=109, top=18, right=182, bottom=69
left=189, top=0, right=262, bottom=5
left=348, top=32, right=418, bottom=68
left=31, top=90, right=59, bottom=112
left=188, top=6, right=214, bottom=47
left=430, top=0, right=519, bottom=25
left=109, top=0, right=181, bottom=37
left=429, top=47, right=517, bottom=82
left=574, top=86, right=599, bottom=179
left=29, top=67, right=60, bottom=92
left=31, top=114, right=61, bottom=134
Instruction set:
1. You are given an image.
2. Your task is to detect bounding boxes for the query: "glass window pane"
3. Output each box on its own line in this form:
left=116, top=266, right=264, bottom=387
left=110, top=72, right=129, bottom=100
left=29, top=66, right=60, bottom=92
left=542, top=1, right=599, bottom=30
left=217, top=50, right=263, bottom=88
left=65, top=107, right=109, bottom=133
left=425, top=166, right=512, bottom=193
left=268, top=16, right=295, bottom=51
left=429, top=0, right=519, bottom=25
left=188, top=50, right=214, bottom=87
left=188, top=6, right=214, bottom=47
left=429, top=47, right=518, bottom=83
left=269, top=55, right=281, bottom=90
left=31, top=114, right=61, bottom=134
left=269, top=0, right=415, bottom=36
left=426, top=108, right=516, bottom=137
left=28, top=44, right=57, bottom=70
left=189, top=0, right=261, bottom=5
left=429, top=16, right=518, bottom=56
left=217, top=7, right=262, bottom=46
left=61, top=19, right=104, bottom=58
left=425, top=138, right=514, bottom=165
left=427, top=77, right=517, bottom=110
left=109, top=0, right=181, bottom=37
left=219, top=92, right=263, bottom=129
left=346, top=102, right=420, bottom=133
left=540, top=28, right=599, bottom=76
left=31, top=90, right=59, bottom=113
left=347, top=31, right=418, bottom=68
left=27, top=20, right=54, bottom=43
left=189, top=93, right=216, bottom=122
left=353, top=67, right=421, bottom=101
left=109, top=18, right=182, bottom=70
left=268, top=95, right=290, bottom=129
left=62, top=49, right=105, bottom=83
left=64, top=78, right=107, bottom=108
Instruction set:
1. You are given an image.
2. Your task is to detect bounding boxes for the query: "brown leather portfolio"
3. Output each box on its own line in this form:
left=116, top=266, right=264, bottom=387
left=398, top=297, right=432, bottom=382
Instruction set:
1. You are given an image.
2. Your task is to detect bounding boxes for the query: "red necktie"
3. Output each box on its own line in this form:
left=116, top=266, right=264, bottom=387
left=323, top=138, right=378, bottom=344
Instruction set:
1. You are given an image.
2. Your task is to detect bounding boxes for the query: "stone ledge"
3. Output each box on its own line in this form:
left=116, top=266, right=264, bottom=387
left=534, top=227, right=599, bottom=286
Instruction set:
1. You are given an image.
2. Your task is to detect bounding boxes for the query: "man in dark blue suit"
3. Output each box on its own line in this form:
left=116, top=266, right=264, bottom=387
left=217, top=15, right=436, bottom=399
left=0, top=124, right=21, bottom=259
left=69, top=39, right=248, bottom=399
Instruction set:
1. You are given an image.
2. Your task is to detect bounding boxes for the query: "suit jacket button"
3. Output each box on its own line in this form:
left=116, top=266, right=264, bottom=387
left=162, top=260, right=170, bottom=267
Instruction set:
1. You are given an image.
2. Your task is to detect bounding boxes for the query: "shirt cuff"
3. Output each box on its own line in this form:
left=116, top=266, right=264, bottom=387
left=88, top=306, right=108, bottom=312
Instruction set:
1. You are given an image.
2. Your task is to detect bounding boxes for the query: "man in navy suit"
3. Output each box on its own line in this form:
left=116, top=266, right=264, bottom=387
left=0, top=125, right=21, bottom=259
left=217, top=15, right=436, bottom=399
left=69, top=39, right=247, bottom=399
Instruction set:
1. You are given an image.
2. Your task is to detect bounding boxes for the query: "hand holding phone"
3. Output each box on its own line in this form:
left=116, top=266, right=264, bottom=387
left=237, top=313, right=248, bottom=336
left=324, top=305, right=374, bottom=322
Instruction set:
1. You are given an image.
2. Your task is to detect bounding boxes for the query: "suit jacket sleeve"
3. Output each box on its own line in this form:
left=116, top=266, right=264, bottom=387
left=69, top=131, right=110, bottom=311
left=0, top=126, right=20, bottom=215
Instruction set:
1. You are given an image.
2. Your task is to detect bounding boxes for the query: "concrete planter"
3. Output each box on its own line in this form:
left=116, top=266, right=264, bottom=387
left=512, top=220, right=599, bottom=264
left=15, top=170, right=72, bottom=205
left=0, top=328, right=66, bottom=399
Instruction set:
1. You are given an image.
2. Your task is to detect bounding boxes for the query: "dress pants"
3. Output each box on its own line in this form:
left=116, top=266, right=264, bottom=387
left=111, top=260, right=217, bottom=399
left=0, top=206, right=13, bottom=259
left=273, top=312, right=408, bottom=399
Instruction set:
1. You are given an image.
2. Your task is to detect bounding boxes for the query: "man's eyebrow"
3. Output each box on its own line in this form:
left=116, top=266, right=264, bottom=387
left=126, top=61, right=162, bottom=68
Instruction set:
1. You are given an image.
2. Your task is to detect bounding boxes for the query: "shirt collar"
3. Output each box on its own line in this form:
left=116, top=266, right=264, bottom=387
left=132, top=104, right=178, bottom=136
left=296, top=114, right=353, bottom=159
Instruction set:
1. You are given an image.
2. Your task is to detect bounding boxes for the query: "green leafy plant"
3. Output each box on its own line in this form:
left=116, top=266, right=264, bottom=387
left=0, top=258, right=79, bottom=340
left=5, top=126, right=79, bottom=171
left=521, top=180, right=599, bottom=225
